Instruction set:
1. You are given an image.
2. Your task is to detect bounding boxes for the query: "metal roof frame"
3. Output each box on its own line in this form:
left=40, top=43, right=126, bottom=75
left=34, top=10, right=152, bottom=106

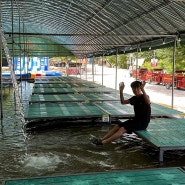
left=1, top=0, right=185, bottom=58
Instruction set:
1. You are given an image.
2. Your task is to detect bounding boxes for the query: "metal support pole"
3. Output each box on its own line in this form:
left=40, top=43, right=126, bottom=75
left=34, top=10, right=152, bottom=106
left=0, top=34, right=3, bottom=119
left=115, top=49, right=118, bottom=90
left=159, top=149, right=164, bottom=164
left=0, top=0, right=3, bottom=119
left=171, top=37, right=177, bottom=109
left=75, top=60, right=77, bottom=77
left=79, top=59, right=82, bottom=79
left=136, top=46, right=139, bottom=80
left=85, top=57, right=87, bottom=81
left=92, top=56, right=94, bottom=82
left=101, top=54, right=104, bottom=86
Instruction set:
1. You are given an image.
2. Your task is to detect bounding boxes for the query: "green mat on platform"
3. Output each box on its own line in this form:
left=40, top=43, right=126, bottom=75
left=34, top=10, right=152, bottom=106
left=30, top=94, right=87, bottom=103
left=34, top=83, right=73, bottom=88
left=34, top=82, right=101, bottom=88
left=34, top=76, right=94, bottom=84
left=83, top=93, right=131, bottom=102
left=95, top=102, right=134, bottom=117
left=150, top=103, right=183, bottom=117
left=95, top=101, right=183, bottom=117
left=4, top=168, right=185, bottom=185
left=32, top=87, right=76, bottom=94
left=32, top=87, right=115, bottom=94
left=25, top=102, right=105, bottom=120
left=134, top=118, right=185, bottom=147
left=74, top=87, right=116, bottom=93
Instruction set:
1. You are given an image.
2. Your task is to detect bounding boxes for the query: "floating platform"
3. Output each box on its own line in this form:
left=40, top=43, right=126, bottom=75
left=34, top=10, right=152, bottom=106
left=29, top=94, right=87, bottom=103
left=24, top=100, right=183, bottom=131
left=32, top=87, right=116, bottom=94
left=95, top=101, right=183, bottom=119
left=29, top=93, right=130, bottom=103
left=32, top=87, right=76, bottom=94
left=34, top=76, right=84, bottom=83
left=25, top=102, right=105, bottom=121
left=34, top=83, right=74, bottom=88
left=119, top=118, right=185, bottom=163
left=25, top=76, right=184, bottom=131
left=34, top=76, right=102, bottom=87
left=73, top=87, right=116, bottom=94
left=3, top=167, right=185, bottom=185
left=33, top=82, right=101, bottom=88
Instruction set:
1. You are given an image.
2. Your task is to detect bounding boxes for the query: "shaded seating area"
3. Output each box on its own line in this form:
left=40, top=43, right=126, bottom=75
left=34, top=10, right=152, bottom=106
left=3, top=167, right=185, bottom=185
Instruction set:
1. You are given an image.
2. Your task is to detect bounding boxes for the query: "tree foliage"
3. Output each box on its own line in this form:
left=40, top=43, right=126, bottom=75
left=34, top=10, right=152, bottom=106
left=136, top=43, right=185, bottom=73
left=51, top=42, right=185, bottom=73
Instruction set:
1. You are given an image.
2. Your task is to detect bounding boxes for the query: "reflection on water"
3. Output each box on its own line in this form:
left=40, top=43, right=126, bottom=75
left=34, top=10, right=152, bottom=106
left=0, top=81, right=185, bottom=183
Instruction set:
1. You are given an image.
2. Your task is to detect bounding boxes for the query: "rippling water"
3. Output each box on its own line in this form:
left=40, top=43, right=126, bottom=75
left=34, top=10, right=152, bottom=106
left=0, top=81, right=185, bottom=183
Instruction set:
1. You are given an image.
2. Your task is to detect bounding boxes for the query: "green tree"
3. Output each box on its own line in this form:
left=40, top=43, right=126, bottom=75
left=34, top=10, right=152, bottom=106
left=135, top=44, right=185, bottom=73
left=118, top=54, right=129, bottom=68
left=105, top=54, right=129, bottom=68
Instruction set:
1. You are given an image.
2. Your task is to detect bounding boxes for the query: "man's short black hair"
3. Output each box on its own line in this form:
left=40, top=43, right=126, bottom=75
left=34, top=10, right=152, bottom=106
left=131, top=81, right=142, bottom=89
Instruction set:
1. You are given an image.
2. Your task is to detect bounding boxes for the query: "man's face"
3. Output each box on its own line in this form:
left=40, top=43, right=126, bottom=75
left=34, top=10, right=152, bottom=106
left=132, top=87, right=141, bottom=96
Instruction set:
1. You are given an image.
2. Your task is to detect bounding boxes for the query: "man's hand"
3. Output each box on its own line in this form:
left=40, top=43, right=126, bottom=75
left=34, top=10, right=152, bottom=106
left=140, top=81, right=146, bottom=92
left=119, top=82, right=125, bottom=91
left=140, top=81, right=150, bottom=104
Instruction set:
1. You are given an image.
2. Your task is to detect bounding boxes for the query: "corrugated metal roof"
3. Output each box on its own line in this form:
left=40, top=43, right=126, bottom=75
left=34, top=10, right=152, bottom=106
left=1, top=0, right=185, bottom=57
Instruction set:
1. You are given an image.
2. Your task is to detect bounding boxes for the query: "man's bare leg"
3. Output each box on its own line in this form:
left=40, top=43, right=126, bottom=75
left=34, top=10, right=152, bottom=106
left=101, top=124, right=120, bottom=141
left=102, top=127, right=127, bottom=144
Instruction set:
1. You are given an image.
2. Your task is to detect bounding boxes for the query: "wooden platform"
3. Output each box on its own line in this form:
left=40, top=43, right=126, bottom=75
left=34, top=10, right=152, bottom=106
left=29, top=94, right=87, bottom=103
left=3, top=167, right=185, bottom=185
left=29, top=93, right=131, bottom=103
left=32, top=87, right=116, bottom=94
left=34, top=82, right=101, bottom=88
left=34, top=76, right=100, bottom=86
left=95, top=101, right=182, bottom=119
left=25, top=76, right=184, bottom=129
left=25, top=98, right=183, bottom=122
left=34, top=76, right=79, bottom=83
left=95, top=102, right=134, bottom=118
left=81, top=93, right=121, bottom=101
left=119, top=118, right=185, bottom=163
left=150, top=103, right=183, bottom=117
left=34, top=83, right=74, bottom=88
left=73, top=87, right=116, bottom=93
left=25, top=102, right=106, bottom=120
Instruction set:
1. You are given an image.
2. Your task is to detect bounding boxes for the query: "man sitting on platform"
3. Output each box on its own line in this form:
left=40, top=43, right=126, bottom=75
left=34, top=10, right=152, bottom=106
left=92, top=80, right=151, bottom=145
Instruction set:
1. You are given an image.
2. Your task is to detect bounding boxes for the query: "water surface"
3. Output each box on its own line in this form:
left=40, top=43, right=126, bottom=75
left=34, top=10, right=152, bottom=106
left=0, top=81, right=185, bottom=183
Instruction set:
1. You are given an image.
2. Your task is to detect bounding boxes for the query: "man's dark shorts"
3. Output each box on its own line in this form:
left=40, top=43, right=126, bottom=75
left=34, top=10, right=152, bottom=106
left=118, top=119, right=149, bottom=134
